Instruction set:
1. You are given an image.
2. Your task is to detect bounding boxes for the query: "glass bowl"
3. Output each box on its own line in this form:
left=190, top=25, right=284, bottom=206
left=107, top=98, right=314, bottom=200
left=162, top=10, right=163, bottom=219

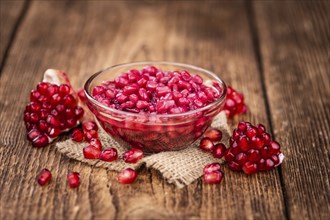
left=84, top=61, right=227, bottom=153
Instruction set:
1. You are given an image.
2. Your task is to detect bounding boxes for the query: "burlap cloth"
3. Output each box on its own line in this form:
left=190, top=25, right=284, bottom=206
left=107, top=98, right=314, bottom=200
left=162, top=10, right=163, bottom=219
left=56, top=112, right=230, bottom=188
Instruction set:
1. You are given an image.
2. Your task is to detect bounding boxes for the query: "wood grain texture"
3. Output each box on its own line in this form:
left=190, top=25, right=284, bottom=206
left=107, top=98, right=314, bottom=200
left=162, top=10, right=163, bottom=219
left=0, top=0, right=309, bottom=219
left=0, top=0, right=26, bottom=65
left=254, top=1, right=330, bottom=219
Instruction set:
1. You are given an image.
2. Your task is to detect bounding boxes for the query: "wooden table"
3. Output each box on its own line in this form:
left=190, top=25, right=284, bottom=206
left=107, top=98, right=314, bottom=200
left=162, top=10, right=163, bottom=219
left=0, top=1, right=329, bottom=219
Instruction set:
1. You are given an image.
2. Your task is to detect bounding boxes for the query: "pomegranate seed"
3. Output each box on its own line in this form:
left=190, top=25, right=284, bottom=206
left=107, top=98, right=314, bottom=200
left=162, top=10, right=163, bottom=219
left=89, top=138, right=102, bottom=151
left=82, top=121, right=98, bottom=132
left=199, top=137, right=214, bottom=152
left=227, top=161, right=241, bottom=171
left=84, top=130, right=98, bottom=142
left=203, top=171, right=224, bottom=184
left=27, top=129, right=41, bottom=141
left=99, top=148, right=118, bottom=162
left=242, top=161, right=258, bottom=174
left=48, top=127, right=61, bottom=138
left=117, top=168, right=138, bottom=184
left=122, top=148, right=144, bottom=163
left=71, top=128, right=84, bottom=142
left=83, top=145, right=101, bottom=159
left=203, top=162, right=221, bottom=174
left=204, top=129, right=222, bottom=141
left=32, top=135, right=49, bottom=148
left=212, top=143, right=226, bottom=158
left=225, top=122, right=284, bottom=174
left=67, top=172, right=80, bottom=188
left=37, top=168, right=52, bottom=186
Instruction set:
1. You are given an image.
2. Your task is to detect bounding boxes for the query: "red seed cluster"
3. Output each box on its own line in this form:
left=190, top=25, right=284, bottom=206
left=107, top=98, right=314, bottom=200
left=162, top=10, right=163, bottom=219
left=225, top=122, right=283, bottom=174
left=24, top=82, right=84, bottom=147
left=92, top=66, right=222, bottom=114
left=223, top=86, right=247, bottom=118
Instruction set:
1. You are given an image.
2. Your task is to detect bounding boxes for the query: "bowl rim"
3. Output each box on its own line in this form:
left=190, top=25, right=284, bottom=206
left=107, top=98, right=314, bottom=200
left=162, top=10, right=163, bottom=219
left=84, top=61, right=227, bottom=118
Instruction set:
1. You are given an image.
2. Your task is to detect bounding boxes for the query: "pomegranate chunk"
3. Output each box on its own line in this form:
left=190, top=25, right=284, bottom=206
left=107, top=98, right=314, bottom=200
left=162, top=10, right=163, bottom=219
left=117, top=168, right=138, bottom=184
left=122, top=148, right=144, bottom=163
left=37, top=168, right=52, bottom=186
left=99, top=148, right=118, bottom=162
left=225, top=122, right=284, bottom=174
left=67, top=172, right=80, bottom=188
left=23, top=69, right=85, bottom=148
left=223, top=86, right=247, bottom=118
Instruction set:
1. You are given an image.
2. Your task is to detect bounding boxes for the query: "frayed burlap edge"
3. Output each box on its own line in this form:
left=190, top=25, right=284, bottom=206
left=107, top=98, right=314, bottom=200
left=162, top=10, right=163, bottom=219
left=56, top=111, right=230, bottom=188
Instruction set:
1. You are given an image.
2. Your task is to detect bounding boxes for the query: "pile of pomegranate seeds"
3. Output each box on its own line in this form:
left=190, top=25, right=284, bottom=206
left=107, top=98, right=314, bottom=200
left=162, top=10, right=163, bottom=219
left=37, top=168, right=52, bottom=186
left=225, top=122, right=284, bottom=174
left=23, top=82, right=84, bottom=147
left=203, top=163, right=224, bottom=184
left=223, top=86, right=247, bottom=118
left=92, top=66, right=222, bottom=114
left=117, top=168, right=138, bottom=184
left=67, top=172, right=80, bottom=188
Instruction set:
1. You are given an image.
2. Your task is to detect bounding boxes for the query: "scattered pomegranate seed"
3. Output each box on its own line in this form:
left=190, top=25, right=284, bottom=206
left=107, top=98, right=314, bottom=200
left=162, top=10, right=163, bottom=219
left=117, top=168, right=138, bottom=184
left=225, top=121, right=284, bottom=174
left=203, top=162, right=222, bottom=174
left=37, top=168, right=52, bottom=186
left=71, top=128, right=84, bottom=142
left=82, top=121, right=98, bottom=132
left=122, top=148, right=144, bottom=163
left=83, top=145, right=101, bottom=159
left=223, top=86, right=247, bottom=118
left=204, top=129, right=222, bottom=141
left=89, top=138, right=102, bottom=151
left=199, top=137, right=214, bottom=152
left=203, top=171, right=224, bottom=184
left=67, top=172, right=80, bottom=188
left=212, top=143, right=226, bottom=159
left=84, top=130, right=98, bottom=142
left=99, top=148, right=118, bottom=162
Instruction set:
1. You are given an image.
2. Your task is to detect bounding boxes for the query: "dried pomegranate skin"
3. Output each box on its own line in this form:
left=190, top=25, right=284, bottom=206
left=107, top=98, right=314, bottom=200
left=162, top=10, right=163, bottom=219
left=37, top=168, right=52, bottom=186
left=225, top=121, right=284, bottom=174
left=117, top=168, right=138, bottom=184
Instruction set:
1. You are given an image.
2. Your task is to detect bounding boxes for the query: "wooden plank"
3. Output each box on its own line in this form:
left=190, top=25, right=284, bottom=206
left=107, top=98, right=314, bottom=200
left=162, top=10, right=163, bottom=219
left=0, top=1, right=285, bottom=219
left=254, top=1, right=330, bottom=219
left=0, top=0, right=26, bottom=65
